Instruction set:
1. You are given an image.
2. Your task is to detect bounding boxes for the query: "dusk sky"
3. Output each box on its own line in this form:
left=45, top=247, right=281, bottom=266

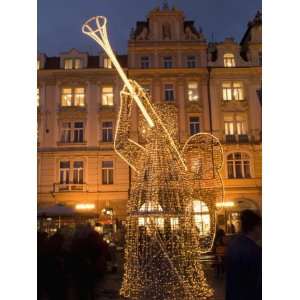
left=38, top=0, right=261, bottom=56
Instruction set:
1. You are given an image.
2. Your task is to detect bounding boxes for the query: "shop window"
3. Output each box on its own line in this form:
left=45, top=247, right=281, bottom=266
left=193, top=200, right=210, bottom=236
left=227, top=152, right=251, bottom=179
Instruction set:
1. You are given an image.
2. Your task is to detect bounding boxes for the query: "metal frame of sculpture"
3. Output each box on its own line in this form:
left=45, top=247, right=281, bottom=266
left=82, top=16, right=224, bottom=300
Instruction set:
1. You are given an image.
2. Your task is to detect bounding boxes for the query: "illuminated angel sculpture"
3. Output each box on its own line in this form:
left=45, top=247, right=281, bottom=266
left=82, top=16, right=224, bottom=300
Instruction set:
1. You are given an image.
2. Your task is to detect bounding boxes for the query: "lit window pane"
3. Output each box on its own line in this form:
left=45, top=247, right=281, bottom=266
left=64, top=59, right=73, bottom=69
left=61, top=88, right=72, bottom=106
left=74, top=58, right=82, bottom=69
left=104, top=58, right=112, bottom=68
left=74, top=87, right=85, bottom=106
left=102, top=86, right=114, bottom=106
left=224, top=53, right=236, bottom=67
left=188, top=82, right=199, bottom=101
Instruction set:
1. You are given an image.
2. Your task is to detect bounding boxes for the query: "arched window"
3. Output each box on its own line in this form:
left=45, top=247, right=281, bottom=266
left=224, top=53, right=236, bottom=67
left=193, top=200, right=210, bottom=236
left=227, top=152, right=251, bottom=179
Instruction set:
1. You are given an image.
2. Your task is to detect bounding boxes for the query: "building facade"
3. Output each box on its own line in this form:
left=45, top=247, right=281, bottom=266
left=37, top=6, right=262, bottom=232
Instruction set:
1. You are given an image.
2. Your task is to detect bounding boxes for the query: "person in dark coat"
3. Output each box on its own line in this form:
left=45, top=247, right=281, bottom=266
left=225, top=209, right=262, bottom=300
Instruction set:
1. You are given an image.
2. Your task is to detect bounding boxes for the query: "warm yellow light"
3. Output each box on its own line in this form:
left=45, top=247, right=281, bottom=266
left=82, top=16, right=154, bottom=128
left=75, top=203, right=95, bottom=210
left=216, top=201, right=235, bottom=208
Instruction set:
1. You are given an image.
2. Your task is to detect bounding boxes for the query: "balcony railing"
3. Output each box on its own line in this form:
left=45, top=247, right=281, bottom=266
left=225, top=134, right=250, bottom=144
left=54, top=183, right=87, bottom=192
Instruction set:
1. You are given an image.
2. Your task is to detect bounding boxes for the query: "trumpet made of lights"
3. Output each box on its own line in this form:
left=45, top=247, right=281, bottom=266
left=82, top=16, right=224, bottom=300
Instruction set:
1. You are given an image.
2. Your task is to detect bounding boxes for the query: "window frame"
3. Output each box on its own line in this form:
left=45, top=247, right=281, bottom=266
left=222, top=81, right=244, bottom=101
left=187, top=55, right=196, bottom=68
left=163, top=56, right=173, bottom=68
left=140, top=56, right=150, bottom=69
left=101, top=160, right=114, bottom=185
left=102, top=121, right=113, bottom=142
left=101, top=85, right=114, bottom=106
left=60, top=121, right=85, bottom=144
left=226, top=152, right=252, bottom=179
left=187, top=81, right=199, bottom=102
left=224, top=53, right=236, bottom=67
left=61, top=87, right=85, bottom=107
left=164, top=83, right=175, bottom=102
left=189, top=116, right=201, bottom=136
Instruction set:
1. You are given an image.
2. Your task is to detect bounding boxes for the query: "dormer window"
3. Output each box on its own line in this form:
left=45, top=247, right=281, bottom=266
left=163, top=56, right=173, bottom=68
left=104, top=57, right=112, bottom=68
left=224, top=53, right=236, bottom=67
left=64, top=58, right=82, bottom=69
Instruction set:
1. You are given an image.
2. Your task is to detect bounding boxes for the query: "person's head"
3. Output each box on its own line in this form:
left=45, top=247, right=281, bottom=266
left=240, top=209, right=261, bottom=240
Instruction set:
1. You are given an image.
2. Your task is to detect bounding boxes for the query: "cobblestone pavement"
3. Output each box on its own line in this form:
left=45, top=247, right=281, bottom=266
left=94, top=254, right=225, bottom=300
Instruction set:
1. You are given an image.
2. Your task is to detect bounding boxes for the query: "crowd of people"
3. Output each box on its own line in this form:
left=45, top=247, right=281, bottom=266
left=38, top=224, right=117, bottom=300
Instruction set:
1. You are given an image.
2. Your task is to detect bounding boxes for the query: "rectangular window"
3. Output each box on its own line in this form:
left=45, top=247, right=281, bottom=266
left=163, top=56, right=173, bottom=68
left=73, top=161, right=83, bottom=184
left=74, top=58, right=82, bottom=69
left=37, top=88, right=40, bottom=107
left=187, top=56, right=196, bottom=68
left=189, top=117, right=200, bottom=135
left=73, top=122, right=84, bottom=143
left=74, top=88, right=85, bottom=106
left=224, top=121, right=235, bottom=135
left=102, top=161, right=113, bottom=184
left=164, top=84, right=174, bottom=101
left=64, top=59, right=73, bottom=69
left=104, top=57, right=112, bottom=68
left=102, top=121, right=113, bottom=142
left=233, top=82, right=244, bottom=100
left=60, top=161, right=70, bottom=184
left=102, top=86, right=114, bottom=106
left=61, top=122, right=72, bottom=143
left=224, top=54, right=236, bottom=67
left=222, top=82, right=244, bottom=101
left=61, top=87, right=85, bottom=107
left=61, top=88, right=73, bottom=106
left=141, top=56, right=150, bottom=69
left=64, top=58, right=82, bottom=69
left=37, top=60, right=40, bottom=70
left=188, top=82, right=199, bottom=101
left=222, top=83, right=232, bottom=101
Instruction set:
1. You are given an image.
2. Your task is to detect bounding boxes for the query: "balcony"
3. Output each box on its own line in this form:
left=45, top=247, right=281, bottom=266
left=54, top=183, right=87, bottom=192
left=225, top=134, right=250, bottom=144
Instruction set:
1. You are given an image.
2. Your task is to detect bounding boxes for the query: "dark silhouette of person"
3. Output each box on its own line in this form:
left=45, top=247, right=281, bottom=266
left=225, top=209, right=262, bottom=300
